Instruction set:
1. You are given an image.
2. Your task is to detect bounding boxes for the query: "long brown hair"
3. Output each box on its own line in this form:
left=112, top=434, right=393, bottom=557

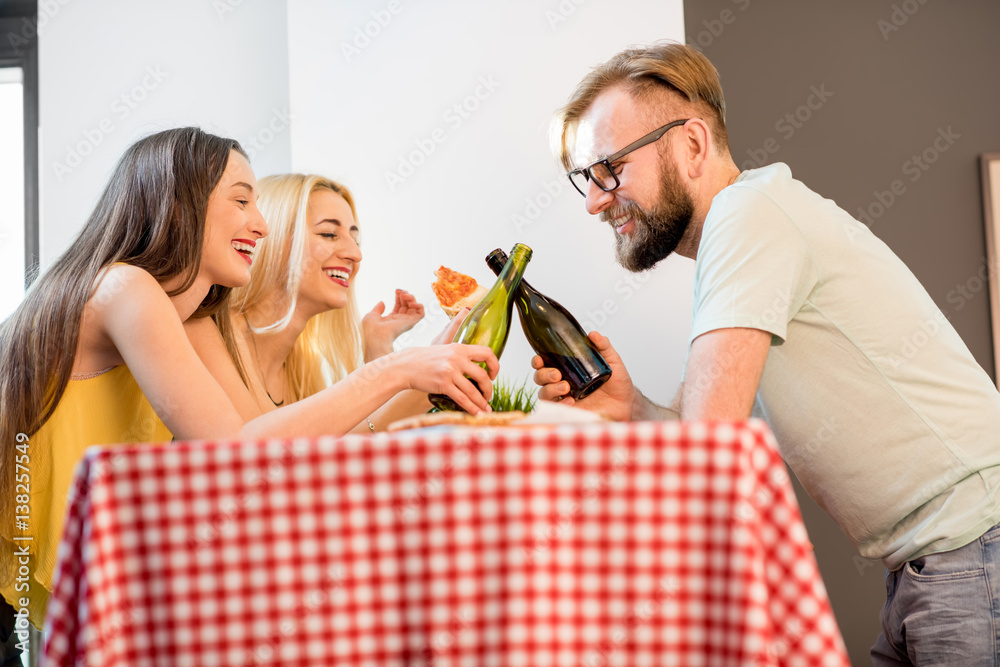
left=0, top=127, right=246, bottom=583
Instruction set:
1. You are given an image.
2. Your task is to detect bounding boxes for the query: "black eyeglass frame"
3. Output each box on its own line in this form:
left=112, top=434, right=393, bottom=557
left=566, top=118, right=692, bottom=197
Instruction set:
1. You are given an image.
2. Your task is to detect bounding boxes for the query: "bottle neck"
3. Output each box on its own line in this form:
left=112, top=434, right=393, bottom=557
left=491, top=244, right=531, bottom=292
left=486, top=248, right=536, bottom=294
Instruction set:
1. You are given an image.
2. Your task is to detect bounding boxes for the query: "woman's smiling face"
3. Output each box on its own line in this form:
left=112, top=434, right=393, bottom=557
left=202, top=150, right=268, bottom=287
left=297, top=188, right=362, bottom=314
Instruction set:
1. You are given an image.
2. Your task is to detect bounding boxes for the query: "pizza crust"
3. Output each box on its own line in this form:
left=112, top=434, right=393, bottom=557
left=387, top=410, right=526, bottom=432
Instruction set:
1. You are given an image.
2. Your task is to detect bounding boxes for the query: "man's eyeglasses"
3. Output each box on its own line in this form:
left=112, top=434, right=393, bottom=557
left=567, top=119, right=691, bottom=197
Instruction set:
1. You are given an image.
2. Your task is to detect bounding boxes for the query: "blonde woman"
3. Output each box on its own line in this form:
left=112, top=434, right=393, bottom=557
left=186, top=173, right=491, bottom=430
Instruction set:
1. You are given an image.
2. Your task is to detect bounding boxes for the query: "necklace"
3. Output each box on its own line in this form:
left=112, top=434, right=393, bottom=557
left=244, top=313, right=285, bottom=407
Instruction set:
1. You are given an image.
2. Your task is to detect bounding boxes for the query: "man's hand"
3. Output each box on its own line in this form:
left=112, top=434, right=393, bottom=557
left=362, top=289, right=425, bottom=362
left=531, top=331, right=635, bottom=421
left=681, top=327, right=771, bottom=420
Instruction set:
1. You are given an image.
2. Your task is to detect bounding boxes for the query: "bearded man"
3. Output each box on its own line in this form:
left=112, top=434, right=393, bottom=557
left=533, top=41, right=1000, bottom=665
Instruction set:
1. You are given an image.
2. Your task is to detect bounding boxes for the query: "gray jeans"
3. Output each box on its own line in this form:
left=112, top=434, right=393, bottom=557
left=871, top=522, right=1000, bottom=666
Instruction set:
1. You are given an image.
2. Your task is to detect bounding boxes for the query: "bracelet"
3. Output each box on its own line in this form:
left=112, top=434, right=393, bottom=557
left=367, top=419, right=375, bottom=433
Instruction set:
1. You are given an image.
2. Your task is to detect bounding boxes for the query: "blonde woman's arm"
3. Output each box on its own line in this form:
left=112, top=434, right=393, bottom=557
left=99, top=266, right=496, bottom=440
left=348, top=307, right=470, bottom=432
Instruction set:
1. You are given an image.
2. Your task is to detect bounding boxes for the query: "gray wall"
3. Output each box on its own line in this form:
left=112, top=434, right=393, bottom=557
left=683, top=1, right=1000, bottom=663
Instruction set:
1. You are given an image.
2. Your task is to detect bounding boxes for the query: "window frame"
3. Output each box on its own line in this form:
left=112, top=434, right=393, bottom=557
left=1, top=4, right=40, bottom=289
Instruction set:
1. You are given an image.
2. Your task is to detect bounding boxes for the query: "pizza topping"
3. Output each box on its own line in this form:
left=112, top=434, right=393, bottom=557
left=432, top=266, right=487, bottom=316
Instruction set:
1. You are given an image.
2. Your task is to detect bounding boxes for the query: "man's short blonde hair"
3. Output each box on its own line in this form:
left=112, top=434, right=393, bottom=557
left=553, top=42, right=729, bottom=170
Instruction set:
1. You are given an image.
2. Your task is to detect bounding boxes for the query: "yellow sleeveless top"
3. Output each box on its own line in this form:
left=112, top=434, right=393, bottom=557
left=1, top=365, right=172, bottom=628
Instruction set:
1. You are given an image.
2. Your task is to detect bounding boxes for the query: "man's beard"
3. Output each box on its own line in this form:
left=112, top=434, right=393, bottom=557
left=604, top=158, right=695, bottom=273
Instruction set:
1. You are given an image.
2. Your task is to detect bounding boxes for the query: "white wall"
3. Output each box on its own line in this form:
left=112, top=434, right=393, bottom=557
left=38, top=0, right=292, bottom=265
left=36, top=0, right=691, bottom=406
left=285, top=0, right=692, bottom=405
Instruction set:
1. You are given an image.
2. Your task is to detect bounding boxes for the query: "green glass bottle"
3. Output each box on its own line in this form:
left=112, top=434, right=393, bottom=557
left=428, top=243, right=533, bottom=412
left=486, top=248, right=612, bottom=401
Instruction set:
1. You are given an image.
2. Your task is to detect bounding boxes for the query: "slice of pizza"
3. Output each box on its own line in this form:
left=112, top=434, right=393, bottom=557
left=432, top=266, right=488, bottom=317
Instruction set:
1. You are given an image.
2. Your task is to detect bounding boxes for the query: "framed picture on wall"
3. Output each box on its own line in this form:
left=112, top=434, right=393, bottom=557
left=981, top=153, right=1000, bottom=386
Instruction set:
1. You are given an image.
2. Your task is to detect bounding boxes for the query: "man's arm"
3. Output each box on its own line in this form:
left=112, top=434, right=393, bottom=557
left=680, top=327, right=771, bottom=420
left=631, top=387, right=681, bottom=421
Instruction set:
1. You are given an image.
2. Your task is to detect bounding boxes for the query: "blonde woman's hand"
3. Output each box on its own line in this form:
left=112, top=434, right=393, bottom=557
left=362, top=289, right=426, bottom=361
left=394, top=344, right=498, bottom=414
left=430, top=307, right=470, bottom=345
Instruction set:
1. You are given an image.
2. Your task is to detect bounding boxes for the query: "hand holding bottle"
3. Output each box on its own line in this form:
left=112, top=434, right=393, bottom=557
left=531, top=331, right=635, bottom=421
left=395, top=344, right=498, bottom=414
left=486, top=248, right=611, bottom=400
left=429, top=243, right=532, bottom=411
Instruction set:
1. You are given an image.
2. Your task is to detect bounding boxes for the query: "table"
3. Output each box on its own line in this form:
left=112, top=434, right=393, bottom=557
left=43, top=420, right=849, bottom=666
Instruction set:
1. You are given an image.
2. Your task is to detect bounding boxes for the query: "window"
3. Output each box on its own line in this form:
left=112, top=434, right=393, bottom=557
left=0, top=66, right=25, bottom=319
left=1, top=4, right=40, bottom=322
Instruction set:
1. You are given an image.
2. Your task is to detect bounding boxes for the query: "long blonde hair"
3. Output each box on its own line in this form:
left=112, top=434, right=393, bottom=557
left=0, top=127, right=246, bottom=584
left=231, top=174, right=363, bottom=401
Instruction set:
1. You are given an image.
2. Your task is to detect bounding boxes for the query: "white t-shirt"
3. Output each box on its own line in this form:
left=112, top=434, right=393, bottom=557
left=691, top=162, right=1000, bottom=570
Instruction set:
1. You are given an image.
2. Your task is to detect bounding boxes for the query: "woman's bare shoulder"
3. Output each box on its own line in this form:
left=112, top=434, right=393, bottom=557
left=90, top=263, right=165, bottom=310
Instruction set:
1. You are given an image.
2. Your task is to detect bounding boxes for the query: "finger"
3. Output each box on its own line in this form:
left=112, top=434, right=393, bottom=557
left=462, top=363, right=494, bottom=402
left=464, top=345, right=500, bottom=379
left=434, top=309, right=467, bottom=344
left=530, top=354, right=543, bottom=370
left=588, top=330, right=611, bottom=350
left=368, top=301, right=386, bottom=317
left=451, top=374, right=491, bottom=414
left=532, top=366, right=562, bottom=386
left=538, top=381, right=571, bottom=401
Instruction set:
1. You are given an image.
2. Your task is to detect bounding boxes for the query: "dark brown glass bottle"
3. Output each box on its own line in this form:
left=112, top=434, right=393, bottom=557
left=429, top=243, right=533, bottom=412
left=486, top=248, right=611, bottom=401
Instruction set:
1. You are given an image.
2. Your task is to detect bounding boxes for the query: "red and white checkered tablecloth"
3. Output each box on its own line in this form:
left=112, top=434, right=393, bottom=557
left=43, top=419, right=848, bottom=666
